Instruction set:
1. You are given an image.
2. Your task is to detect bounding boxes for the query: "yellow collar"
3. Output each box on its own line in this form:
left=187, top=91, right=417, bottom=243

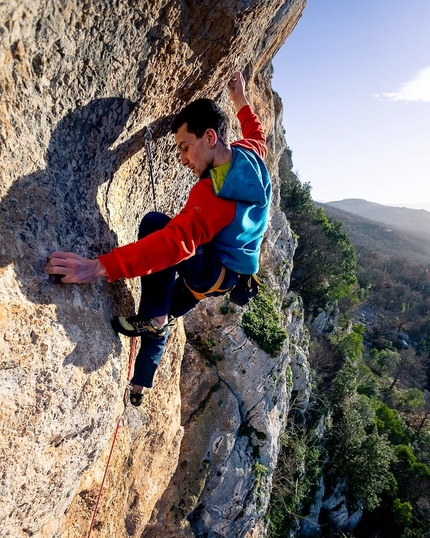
left=209, top=162, right=231, bottom=194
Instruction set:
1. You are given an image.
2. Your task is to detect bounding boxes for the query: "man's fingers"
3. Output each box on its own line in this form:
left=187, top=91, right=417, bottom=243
left=228, top=72, right=239, bottom=89
left=44, top=252, right=76, bottom=274
left=44, top=251, right=104, bottom=283
left=44, top=259, right=67, bottom=274
left=44, top=252, right=107, bottom=284
left=44, top=262, right=66, bottom=274
left=228, top=72, right=245, bottom=96
left=47, top=251, right=76, bottom=263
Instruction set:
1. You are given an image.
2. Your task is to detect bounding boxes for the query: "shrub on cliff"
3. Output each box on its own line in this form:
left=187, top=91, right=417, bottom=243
left=242, top=284, right=287, bottom=356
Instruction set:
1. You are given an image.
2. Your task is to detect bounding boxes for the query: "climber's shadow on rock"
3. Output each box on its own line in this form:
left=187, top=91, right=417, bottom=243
left=0, top=97, right=147, bottom=372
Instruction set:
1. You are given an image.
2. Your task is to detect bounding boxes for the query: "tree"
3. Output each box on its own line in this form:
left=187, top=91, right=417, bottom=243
left=279, top=167, right=357, bottom=311
left=388, top=349, right=421, bottom=391
left=329, top=359, right=397, bottom=511
left=330, top=399, right=396, bottom=511
left=392, top=498, right=413, bottom=526
left=366, top=348, right=425, bottom=393
left=415, top=390, right=430, bottom=437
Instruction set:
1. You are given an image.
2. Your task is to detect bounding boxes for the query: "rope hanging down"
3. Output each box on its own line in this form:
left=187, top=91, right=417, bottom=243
left=87, top=336, right=137, bottom=538
left=144, top=126, right=157, bottom=212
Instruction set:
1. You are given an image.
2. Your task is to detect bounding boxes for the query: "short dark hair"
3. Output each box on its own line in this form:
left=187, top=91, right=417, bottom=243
left=171, top=98, right=230, bottom=146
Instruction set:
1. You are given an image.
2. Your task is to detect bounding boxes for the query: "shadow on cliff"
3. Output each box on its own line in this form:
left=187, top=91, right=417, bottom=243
left=0, top=97, right=148, bottom=372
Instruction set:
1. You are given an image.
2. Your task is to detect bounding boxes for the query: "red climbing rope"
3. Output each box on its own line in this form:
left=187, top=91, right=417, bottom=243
left=87, top=336, right=137, bottom=538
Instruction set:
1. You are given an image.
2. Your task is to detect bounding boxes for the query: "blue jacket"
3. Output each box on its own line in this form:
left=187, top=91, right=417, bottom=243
left=210, top=146, right=271, bottom=274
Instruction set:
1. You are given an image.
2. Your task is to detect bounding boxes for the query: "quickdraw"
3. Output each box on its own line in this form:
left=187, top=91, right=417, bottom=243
left=144, top=126, right=157, bottom=212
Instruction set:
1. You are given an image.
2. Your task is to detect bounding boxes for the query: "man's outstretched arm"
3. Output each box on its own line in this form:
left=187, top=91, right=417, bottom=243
left=229, top=72, right=267, bottom=159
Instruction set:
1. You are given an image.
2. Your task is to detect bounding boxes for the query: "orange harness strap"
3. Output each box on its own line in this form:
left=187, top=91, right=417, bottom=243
left=184, top=266, right=231, bottom=301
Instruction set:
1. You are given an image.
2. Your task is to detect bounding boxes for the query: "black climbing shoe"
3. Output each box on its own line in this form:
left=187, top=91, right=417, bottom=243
left=111, top=315, right=168, bottom=338
left=126, top=383, right=145, bottom=407
left=130, top=391, right=144, bottom=407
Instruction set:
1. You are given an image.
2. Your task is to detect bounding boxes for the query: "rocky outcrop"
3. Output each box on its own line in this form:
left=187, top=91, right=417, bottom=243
left=0, top=1, right=307, bottom=536
left=295, top=477, right=363, bottom=537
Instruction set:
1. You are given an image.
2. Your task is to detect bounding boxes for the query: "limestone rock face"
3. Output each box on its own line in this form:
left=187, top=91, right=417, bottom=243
left=0, top=1, right=307, bottom=537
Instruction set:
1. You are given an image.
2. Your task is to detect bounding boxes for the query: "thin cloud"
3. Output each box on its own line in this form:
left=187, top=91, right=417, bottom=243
left=376, top=66, right=430, bottom=102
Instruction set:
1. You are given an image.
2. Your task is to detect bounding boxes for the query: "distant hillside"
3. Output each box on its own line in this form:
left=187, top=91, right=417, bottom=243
left=326, top=198, right=430, bottom=240
left=317, top=202, right=430, bottom=266
left=389, top=203, right=430, bottom=212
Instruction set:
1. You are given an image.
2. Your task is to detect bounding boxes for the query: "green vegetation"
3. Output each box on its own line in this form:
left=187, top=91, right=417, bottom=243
left=267, top=425, right=324, bottom=536
left=328, top=338, right=397, bottom=511
left=267, top=158, right=430, bottom=538
left=186, top=332, right=224, bottom=366
left=280, top=168, right=358, bottom=312
left=242, top=284, right=288, bottom=356
left=253, top=462, right=270, bottom=479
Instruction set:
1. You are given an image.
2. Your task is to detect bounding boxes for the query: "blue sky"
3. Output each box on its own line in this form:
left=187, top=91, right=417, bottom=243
left=272, top=1, right=430, bottom=209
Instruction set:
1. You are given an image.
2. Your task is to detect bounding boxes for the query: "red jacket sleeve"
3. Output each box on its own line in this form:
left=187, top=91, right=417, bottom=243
left=232, top=105, right=267, bottom=159
left=98, top=179, right=235, bottom=281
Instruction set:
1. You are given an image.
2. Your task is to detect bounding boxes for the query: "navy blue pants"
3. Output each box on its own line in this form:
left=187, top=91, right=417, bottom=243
left=130, top=212, right=239, bottom=388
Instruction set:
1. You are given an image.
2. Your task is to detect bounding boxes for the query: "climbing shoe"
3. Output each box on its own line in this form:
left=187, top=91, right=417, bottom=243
left=130, top=390, right=144, bottom=407
left=111, top=315, right=168, bottom=338
left=125, top=383, right=144, bottom=407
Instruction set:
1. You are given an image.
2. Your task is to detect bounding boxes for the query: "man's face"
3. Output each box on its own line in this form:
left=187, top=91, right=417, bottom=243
left=175, top=123, right=214, bottom=178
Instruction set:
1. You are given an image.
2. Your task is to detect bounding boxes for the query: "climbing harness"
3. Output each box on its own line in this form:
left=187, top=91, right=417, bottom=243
left=184, top=266, right=233, bottom=301
left=144, top=125, right=158, bottom=212
left=185, top=266, right=262, bottom=306
left=86, top=336, right=137, bottom=538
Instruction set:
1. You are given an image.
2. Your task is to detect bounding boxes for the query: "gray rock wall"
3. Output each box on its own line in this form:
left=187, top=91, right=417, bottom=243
left=0, top=1, right=308, bottom=536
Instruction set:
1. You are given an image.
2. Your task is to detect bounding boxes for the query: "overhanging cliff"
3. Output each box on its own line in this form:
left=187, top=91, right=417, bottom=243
left=0, top=1, right=308, bottom=537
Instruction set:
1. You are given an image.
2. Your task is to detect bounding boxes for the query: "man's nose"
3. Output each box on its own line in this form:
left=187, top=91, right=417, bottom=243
left=180, top=154, right=189, bottom=166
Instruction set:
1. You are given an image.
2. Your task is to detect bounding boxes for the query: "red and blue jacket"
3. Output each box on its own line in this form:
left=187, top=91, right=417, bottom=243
left=99, top=105, right=271, bottom=281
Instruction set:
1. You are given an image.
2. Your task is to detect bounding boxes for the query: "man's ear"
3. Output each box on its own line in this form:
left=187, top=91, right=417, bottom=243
left=206, top=128, right=218, bottom=148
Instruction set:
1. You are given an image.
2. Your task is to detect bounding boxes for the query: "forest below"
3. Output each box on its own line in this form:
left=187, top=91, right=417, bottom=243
left=266, top=150, right=430, bottom=538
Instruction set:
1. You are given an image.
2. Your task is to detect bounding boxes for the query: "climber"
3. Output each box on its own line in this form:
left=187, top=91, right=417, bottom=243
left=44, top=71, right=271, bottom=406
